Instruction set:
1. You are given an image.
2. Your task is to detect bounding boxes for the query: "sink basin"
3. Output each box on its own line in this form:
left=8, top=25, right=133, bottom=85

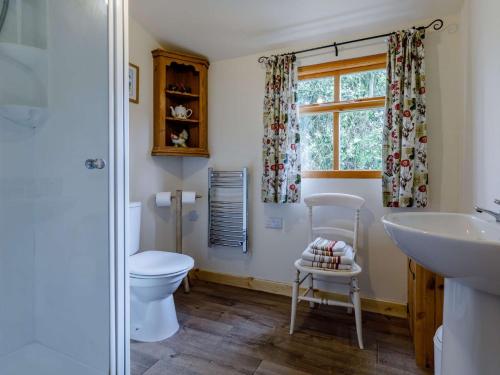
left=382, top=212, right=500, bottom=295
left=383, top=212, right=500, bottom=374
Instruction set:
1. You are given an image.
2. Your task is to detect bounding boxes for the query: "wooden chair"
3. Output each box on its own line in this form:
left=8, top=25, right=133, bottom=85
left=289, top=193, right=365, bottom=349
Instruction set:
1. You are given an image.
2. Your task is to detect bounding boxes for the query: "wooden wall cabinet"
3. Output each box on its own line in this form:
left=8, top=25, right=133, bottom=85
left=407, top=258, right=444, bottom=370
left=151, top=49, right=209, bottom=157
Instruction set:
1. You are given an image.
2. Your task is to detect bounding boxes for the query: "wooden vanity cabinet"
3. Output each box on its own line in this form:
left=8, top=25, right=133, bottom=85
left=407, top=258, right=444, bottom=370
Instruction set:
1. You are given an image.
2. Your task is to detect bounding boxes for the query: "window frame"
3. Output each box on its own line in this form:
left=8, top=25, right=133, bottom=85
left=298, top=53, right=387, bottom=179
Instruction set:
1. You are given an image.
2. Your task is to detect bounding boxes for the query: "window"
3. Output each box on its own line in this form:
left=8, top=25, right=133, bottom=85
left=298, top=53, right=386, bottom=178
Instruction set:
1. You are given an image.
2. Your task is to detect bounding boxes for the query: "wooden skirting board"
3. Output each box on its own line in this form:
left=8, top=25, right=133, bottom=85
left=190, top=268, right=407, bottom=319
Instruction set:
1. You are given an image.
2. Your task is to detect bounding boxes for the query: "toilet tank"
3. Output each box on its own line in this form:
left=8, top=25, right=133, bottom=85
left=129, top=202, right=142, bottom=255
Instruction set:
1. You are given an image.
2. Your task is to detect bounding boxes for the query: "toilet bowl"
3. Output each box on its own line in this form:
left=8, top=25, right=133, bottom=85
left=129, top=202, right=194, bottom=342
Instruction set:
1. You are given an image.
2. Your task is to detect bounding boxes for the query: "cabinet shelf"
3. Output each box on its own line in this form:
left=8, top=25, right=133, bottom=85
left=165, top=90, right=199, bottom=99
left=165, top=116, right=199, bottom=124
left=152, top=146, right=209, bottom=158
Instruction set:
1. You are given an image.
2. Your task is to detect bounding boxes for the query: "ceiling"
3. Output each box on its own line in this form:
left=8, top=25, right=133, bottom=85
left=130, top=0, right=463, bottom=61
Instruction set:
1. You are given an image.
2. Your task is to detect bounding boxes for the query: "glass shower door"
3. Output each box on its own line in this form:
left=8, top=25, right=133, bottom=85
left=0, top=0, right=122, bottom=374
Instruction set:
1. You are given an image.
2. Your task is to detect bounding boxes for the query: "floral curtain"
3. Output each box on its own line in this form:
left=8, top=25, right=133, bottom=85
left=383, top=29, right=428, bottom=208
left=261, top=55, right=301, bottom=203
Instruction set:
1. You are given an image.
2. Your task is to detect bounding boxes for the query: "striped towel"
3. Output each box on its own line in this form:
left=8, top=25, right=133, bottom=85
left=301, top=245, right=354, bottom=265
left=311, top=237, right=346, bottom=251
left=309, top=245, right=348, bottom=257
left=299, top=259, right=352, bottom=270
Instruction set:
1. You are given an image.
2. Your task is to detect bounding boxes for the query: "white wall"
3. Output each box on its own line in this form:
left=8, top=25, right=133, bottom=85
left=129, top=18, right=182, bottom=252
left=461, top=0, right=500, bottom=212
left=181, top=15, right=465, bottom=304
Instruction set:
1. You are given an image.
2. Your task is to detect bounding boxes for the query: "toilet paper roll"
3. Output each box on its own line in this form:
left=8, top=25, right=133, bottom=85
left=182, top=191, right=196, bottom=204
left=155, top=192, right=172, bottom=207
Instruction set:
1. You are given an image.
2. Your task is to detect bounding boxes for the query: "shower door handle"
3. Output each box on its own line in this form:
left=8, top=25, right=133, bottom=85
left=85, top=158, right=106, bottom=170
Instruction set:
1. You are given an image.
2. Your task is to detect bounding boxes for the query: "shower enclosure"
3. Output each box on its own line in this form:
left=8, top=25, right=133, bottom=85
left=0, top=0, right=128, bottom=374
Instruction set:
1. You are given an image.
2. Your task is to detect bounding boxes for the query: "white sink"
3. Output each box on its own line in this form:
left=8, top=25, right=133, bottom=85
left=382, top=212, right=500, bottom=295
left=382, top=212, right=500, bottom=375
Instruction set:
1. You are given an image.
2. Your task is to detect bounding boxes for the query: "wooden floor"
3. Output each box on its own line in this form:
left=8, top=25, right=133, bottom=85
left=131, top=281, right=430, bottom=375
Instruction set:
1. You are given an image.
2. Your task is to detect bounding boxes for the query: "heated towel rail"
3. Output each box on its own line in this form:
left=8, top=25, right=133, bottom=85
left=208, top=167, right=248, bottom=253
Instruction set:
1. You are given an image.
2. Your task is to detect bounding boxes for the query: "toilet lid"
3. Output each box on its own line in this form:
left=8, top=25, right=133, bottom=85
left=130, top=250, right=194, bottom=276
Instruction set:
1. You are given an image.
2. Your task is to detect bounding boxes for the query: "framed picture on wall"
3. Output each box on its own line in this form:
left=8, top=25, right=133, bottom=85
left=129, top=63, right=139, bottom=104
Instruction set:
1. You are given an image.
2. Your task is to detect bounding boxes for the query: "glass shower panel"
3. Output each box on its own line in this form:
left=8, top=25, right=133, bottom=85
left=0, top=1, right=111, bottom=374
left=0, top=0, right=47, bottom=47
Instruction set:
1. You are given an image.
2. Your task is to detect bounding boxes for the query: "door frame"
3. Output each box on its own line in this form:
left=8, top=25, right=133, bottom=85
left=108, top=0, right=129, bottom=374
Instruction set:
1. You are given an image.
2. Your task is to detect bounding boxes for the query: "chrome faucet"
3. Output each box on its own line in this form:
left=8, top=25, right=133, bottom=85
left=475, top=199, right=500, bottom=222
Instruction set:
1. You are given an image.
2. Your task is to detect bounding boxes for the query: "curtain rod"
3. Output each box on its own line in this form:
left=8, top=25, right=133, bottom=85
left=257, top=18, right=444, bottom=63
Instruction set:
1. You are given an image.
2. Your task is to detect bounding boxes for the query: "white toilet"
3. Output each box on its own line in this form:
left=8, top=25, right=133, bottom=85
left=129, top=202, right=194, bottom=342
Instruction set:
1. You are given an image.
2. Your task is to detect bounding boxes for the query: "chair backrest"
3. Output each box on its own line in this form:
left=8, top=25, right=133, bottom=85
left=304, top=193, right=365, bottom=253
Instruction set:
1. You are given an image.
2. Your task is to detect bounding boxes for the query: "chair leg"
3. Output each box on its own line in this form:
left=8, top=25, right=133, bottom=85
left=347, top=291, right=353, bottom=314
left=308, top=273, right=315, bottom=308
left=290, top=270, right=300, bottom=335
left=352, top=277, right=364, bottom=349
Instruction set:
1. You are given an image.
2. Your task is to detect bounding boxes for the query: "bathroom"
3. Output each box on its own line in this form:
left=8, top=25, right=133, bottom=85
left=0, top=0, right=499, bottom=374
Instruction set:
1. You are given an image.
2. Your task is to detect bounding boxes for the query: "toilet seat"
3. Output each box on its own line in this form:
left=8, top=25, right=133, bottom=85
left=130, top=250, right=194, bottom=277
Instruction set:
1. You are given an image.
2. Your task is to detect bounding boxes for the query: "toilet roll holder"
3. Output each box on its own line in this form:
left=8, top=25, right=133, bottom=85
left=171, top=190, right=201, bottom=293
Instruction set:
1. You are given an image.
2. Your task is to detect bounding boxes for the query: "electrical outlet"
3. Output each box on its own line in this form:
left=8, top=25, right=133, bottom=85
left=265, top=217, right=283, bottom=230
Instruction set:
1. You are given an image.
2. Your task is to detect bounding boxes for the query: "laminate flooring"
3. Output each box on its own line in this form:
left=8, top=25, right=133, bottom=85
left=131, top=281, right=430, bottom=375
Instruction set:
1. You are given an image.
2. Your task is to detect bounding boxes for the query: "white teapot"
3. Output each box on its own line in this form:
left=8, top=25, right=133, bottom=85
left=170, top=105, right=193, bottom=119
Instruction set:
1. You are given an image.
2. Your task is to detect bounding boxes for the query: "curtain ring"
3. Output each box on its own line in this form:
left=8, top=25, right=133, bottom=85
left=334, top=42, right=339, bottom=57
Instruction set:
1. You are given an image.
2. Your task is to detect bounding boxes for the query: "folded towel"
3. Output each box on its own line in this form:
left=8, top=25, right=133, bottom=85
left=299, top=259, right=352, bottom=271
left=309, top=247, right=348, bottom=257
left=301, top=245, right=354, bottom=265
left=310, top=237, right=346, bottom=252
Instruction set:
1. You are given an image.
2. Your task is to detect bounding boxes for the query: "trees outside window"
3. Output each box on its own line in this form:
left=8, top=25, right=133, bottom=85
left=297, top=54, right=386, bottom=178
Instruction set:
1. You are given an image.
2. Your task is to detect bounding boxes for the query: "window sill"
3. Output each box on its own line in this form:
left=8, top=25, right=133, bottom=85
left=303, top=170, right=381, bottom=179
left=299, top=97, right=385, bottom=113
